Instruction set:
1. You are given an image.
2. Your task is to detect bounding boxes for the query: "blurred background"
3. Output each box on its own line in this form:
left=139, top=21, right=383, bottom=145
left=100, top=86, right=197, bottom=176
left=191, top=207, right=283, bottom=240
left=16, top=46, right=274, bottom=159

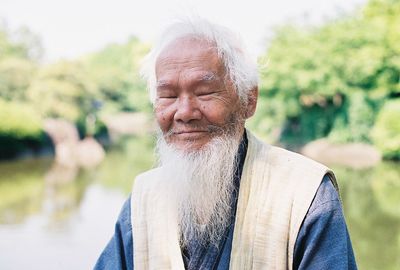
left=0, top=0, right=399, bottom=269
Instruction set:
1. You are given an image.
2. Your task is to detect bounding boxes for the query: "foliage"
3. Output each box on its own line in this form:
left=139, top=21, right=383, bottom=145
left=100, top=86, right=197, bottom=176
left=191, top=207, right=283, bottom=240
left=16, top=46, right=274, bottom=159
left=0, top=25, right=46, bottom=158
left=1, top=0, right=399, bottom=160
left=247, top=94, right=287, bottom=143
left=26, top=60, right=96, bottom=122
left=82, top=37, right=151, bottom=115
left=0, top=24, right=153, bottom=158
left=0, top=99, right=45, bottom=159
left=0, top=57, right=37, bottom=101
left=372, top=99, right=400, bottom=159
left=0, top=25, right=43, bottom=62
left=328, top=92, right=376, bottom=143
left=0, top=99, right=42, bottom=138
left=255, top=0, right=400, bottom=152
left=0, top=25, right=40, bottom=103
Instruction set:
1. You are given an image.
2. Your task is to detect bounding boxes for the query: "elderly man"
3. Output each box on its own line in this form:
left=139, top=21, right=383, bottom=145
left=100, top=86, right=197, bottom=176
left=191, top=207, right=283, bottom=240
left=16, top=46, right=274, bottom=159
left=95, top=19, right=357, bottom=270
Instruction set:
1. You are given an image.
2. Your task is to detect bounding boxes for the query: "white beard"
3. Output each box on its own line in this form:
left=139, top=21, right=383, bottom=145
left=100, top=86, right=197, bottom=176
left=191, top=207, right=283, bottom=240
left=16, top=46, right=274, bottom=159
left=156, top=130, right=242, bottom=247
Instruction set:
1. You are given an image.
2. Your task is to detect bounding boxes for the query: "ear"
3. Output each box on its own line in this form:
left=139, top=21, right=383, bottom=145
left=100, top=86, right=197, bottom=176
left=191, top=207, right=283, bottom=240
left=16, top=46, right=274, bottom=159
left=244, top=86, right=258, bottom=119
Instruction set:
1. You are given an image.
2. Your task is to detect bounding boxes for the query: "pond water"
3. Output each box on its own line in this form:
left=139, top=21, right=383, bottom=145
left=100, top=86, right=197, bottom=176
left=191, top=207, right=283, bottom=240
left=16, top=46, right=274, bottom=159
left=0, top=137, right=399, bottom=269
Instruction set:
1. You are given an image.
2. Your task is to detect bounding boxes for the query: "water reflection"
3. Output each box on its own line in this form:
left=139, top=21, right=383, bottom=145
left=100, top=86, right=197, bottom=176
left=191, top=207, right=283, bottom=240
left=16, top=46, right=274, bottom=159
left=371, top=163, right=400, bottom=219
left=0, top=184, right=127, bottom=270
left=0, top=158, right=50, bottom=224
left=0, top=137, right=399, bottom=270
left=43, top=163, right=89, bottom=229
left=334, top=163, right=400, bottom=270
left=0, top=136, right=155, bottom=269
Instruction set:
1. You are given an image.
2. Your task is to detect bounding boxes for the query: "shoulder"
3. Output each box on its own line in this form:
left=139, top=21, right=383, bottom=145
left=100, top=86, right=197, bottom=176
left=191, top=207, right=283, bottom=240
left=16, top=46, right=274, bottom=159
left=306, top=175, right=342, bottom=218
left=298, top=175, right=344, bottom=237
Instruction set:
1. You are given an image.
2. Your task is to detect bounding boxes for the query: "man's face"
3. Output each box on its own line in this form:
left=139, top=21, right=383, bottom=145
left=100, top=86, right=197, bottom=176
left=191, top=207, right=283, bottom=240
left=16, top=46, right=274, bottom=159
left=154, top=37, right=245, bottom=151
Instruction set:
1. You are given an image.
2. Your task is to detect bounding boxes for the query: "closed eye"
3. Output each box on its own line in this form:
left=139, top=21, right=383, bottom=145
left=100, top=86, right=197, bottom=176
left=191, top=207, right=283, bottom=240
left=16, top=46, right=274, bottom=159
left=157, top=90, right=177, bottom=99
left=198, top=92, right=215, bottom=97
left=197, top=89, right=223, bottom=97
left=159, top=95, right=177, bottom=99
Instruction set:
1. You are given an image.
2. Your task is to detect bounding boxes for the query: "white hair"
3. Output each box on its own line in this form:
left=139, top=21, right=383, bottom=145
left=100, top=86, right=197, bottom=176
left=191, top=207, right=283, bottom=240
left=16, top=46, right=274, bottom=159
left=155, top=101, right=245, bottom=246
left=157, top=128, right=241, bottom=247
left=140, top=17, right=258, bottom=104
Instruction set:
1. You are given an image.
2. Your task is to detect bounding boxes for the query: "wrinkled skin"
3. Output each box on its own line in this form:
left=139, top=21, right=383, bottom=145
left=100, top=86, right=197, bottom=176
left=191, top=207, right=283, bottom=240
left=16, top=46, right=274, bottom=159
left=154, top=37, right=258, bottom=151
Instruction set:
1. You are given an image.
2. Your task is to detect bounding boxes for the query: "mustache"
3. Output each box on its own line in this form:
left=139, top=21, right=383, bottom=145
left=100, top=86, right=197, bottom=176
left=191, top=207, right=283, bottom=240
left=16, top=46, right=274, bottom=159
left=161, top=111, right=245, bottom=141
left=163, top=124, right=225, bottom=138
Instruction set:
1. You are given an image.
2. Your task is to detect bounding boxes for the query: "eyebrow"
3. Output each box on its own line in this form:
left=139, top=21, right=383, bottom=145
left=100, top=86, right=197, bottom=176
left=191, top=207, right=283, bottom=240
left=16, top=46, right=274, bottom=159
left=156, top=80, right=171, bottom=88
left=156, top=72, right=220, bottom=89
left=199, top=72, right=218, bottom=82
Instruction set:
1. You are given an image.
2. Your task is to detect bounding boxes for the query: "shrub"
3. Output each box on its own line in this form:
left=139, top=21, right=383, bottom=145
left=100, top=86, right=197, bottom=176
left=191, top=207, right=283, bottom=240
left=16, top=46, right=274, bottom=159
left=0, top=99, right=44, bottom=159
left=0, top=99, right=42, bottom=138
left=372, top=99, right=400, bottom=159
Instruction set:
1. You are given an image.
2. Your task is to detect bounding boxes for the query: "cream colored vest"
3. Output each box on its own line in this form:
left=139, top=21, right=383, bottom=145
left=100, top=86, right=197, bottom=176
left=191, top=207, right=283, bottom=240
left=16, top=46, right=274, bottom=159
left=131, top=131, right=337, bottom=269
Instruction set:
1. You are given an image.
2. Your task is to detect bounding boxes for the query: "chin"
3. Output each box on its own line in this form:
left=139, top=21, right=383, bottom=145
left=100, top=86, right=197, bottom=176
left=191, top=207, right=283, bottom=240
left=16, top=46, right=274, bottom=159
left=167, top=136, right=212, bottom=152
left=172, top=140, right=210, bottom=153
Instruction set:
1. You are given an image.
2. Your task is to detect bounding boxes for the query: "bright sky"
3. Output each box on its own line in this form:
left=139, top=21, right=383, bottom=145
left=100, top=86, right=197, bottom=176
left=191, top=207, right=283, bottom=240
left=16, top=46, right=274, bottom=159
left=0, top=0, right=366, bottom=62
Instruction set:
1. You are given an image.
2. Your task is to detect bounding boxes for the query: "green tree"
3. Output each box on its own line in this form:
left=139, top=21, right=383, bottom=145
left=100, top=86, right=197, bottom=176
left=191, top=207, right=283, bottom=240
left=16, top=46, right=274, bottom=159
left=0, top=57, right=37, bottom=101
left=27, top=60, right=96, bottom=122
left=83, top=37, right=151, bottom=115
left=0, top=25, right=43, bottom=62
left=372, top=100, right=400, bottom=159
left=0, top=25, right=41, bottom=102
left=254, top=0, right=400, bottom=151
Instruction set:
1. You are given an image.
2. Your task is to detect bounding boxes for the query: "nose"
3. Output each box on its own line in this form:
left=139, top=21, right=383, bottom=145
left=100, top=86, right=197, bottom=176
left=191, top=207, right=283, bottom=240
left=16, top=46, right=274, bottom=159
left=174, top=95, right=202, bottom=123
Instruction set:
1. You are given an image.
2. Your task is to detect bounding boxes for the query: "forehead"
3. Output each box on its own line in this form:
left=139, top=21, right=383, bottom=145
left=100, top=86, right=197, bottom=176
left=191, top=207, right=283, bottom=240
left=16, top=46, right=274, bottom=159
left=155, top=37, right=225, bottom=80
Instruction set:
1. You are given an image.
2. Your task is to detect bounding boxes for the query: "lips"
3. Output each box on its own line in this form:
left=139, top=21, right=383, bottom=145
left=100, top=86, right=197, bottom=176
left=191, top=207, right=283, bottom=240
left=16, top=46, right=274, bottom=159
left=171, top=130, right=208, bottom=140
left=174, top=130, right=207, bottom=134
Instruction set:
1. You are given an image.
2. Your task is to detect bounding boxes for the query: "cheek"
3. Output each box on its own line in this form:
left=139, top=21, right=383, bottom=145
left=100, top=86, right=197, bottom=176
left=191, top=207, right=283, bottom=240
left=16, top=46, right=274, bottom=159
left=206, top=96, right=242, bottom=125
left=201, top=102, right=231, bottom=125
left=155, top=105, right=173, bottom=131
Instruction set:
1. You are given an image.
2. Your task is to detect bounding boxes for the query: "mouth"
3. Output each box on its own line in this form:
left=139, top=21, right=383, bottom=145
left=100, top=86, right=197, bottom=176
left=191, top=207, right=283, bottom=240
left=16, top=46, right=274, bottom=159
left=174, top=130, right=207, bottom=135
left=169, top=130, right=209, bottom=141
